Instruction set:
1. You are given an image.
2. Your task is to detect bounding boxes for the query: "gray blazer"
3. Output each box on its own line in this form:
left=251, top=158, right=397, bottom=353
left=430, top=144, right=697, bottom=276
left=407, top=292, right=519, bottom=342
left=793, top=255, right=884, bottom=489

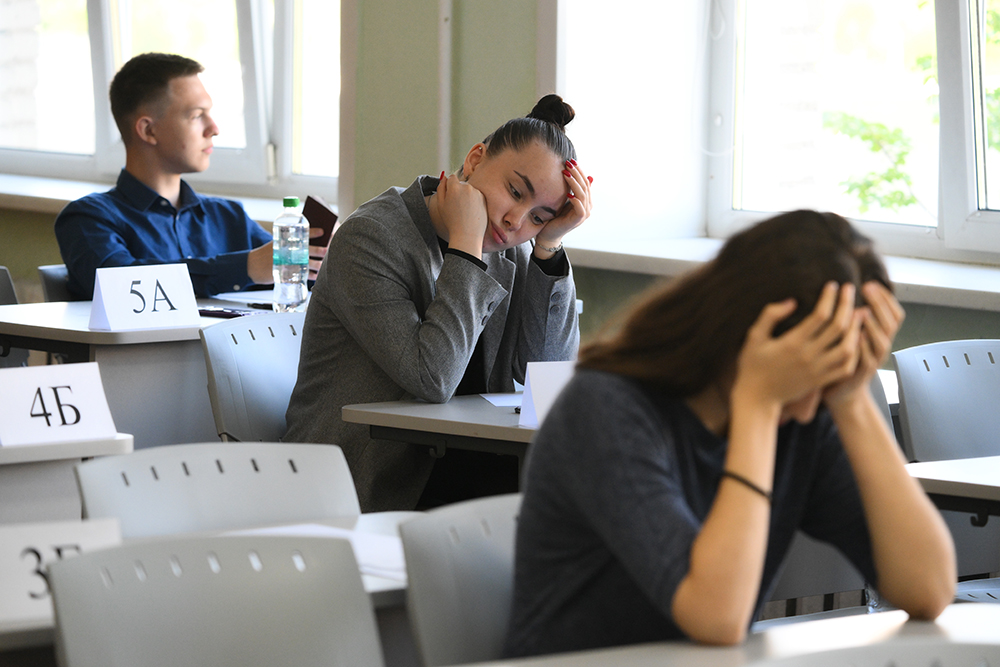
left=285, top=176, right=579, bottom=510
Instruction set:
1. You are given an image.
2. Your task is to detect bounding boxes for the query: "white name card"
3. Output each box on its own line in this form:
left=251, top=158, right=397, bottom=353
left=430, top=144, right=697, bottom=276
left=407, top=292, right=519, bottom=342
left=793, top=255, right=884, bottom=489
left=0, top=363, right=117, bottom=446
left=89, top=263, right=200, bottom=330
left=0, top=519, right=121, bottom=630
left=518, top=360, right=575, bottom=428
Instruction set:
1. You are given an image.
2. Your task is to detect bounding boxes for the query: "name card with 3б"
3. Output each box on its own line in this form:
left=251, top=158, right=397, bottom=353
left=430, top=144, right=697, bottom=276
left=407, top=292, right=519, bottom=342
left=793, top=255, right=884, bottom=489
left=89, top=263, right=201, bottom=331
left=0, top=363, right=117, bottom=446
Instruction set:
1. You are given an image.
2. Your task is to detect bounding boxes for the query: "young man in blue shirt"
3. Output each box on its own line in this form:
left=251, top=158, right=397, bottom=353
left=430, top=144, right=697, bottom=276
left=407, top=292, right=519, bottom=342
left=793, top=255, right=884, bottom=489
left=55, top=53, right=325, bottom=299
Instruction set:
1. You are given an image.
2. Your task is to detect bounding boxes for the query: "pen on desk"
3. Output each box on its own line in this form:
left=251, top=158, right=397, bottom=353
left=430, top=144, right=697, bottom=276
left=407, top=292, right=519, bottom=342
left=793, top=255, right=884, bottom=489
left=514, top=406, right=521, bottom=414
left=247, top=302, right=273, bottom=309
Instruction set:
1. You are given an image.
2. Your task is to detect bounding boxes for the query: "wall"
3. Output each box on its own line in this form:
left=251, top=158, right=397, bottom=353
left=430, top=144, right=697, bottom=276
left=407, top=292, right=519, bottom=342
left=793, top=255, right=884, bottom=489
left=0, top=208, right=62, bottom=303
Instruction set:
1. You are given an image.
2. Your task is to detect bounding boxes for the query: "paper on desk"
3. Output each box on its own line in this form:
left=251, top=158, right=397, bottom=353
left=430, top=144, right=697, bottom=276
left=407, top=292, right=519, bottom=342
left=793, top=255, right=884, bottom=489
left=228, top=523, right=406, bottom=582
left=519, top=360, right=575, bottom=428
left=480, top=392, right=523, bottom=407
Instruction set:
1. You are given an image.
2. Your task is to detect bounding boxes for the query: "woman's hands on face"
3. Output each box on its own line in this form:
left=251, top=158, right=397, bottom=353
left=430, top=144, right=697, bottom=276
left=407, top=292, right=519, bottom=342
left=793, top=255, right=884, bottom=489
left=535, top=159, right=593, bottom=248
left=436, top=172, right=489, bottom=258
left=734, top=282, right=864, bottom=411
left=823, top=281, right=904, bottom=408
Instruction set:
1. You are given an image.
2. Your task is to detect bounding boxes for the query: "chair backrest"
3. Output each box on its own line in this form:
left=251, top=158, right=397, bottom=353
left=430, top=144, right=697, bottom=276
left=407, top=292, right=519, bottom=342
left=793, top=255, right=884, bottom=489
left=200, top=311, right=306, bottom=442
left=49, top=535, right=384, bottom=667
left=399, top=493, right=521, bottom=667
left=892, top=339, right=1000, bottom=462
left=75, top=442, right=362, bottom=539
left=37, top=263, right=75, bottom=302
left=0, top=265, right=18, bottom=304
left=0, top=266, right=29, bottom=368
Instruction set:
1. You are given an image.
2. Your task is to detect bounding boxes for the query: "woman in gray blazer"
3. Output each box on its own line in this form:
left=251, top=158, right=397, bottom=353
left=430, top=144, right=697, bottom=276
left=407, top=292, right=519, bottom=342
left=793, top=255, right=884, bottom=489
left=285, top=95, right=593, bottom=511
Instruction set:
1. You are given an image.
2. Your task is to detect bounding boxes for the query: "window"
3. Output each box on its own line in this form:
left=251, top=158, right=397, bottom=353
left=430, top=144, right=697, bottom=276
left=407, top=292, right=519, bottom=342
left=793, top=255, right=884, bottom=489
left=0, top=0, right=94, bottom=155
left=557, top=0, right=707, bottom=244
left=731, top=0, right=938, bottom=228
left=0, top=0, right=341, bottom=200
left=554, top=0, right=1000, bottom=260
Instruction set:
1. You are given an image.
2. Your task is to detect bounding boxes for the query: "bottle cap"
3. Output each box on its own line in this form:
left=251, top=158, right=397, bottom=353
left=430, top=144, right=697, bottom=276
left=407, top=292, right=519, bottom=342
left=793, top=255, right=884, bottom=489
left=283, top=196, right=300, bottom=207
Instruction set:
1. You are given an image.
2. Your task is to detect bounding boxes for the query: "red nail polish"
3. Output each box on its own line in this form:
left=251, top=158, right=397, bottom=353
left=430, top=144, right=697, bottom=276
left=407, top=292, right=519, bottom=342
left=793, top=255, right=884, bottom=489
left=440, top=171, right=445, bottom=180
left=568, top=192, right=575, bottom=199
left=570, top=159, right=578, bottom=166
left=562, top=170, right=571, bottom=177
left=587, top=175, right=593, bottom=183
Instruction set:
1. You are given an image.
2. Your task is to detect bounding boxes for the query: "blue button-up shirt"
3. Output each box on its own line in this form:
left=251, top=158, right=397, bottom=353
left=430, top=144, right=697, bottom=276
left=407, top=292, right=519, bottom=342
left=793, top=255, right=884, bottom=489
left=55, top=169, right=272, bottom=299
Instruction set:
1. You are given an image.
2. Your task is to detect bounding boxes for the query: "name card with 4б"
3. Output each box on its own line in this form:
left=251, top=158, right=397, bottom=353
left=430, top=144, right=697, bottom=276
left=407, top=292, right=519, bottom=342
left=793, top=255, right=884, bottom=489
left=89, top=263, right=201, bottom=331
left=0, top=363, right=117, bottom=447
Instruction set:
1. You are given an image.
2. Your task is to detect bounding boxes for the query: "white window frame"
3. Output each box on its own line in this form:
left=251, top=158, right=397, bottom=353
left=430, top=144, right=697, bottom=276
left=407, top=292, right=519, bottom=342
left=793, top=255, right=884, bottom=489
left=705, top=0, right=1000, bottom=262
left=546, top=0, right=1000, bottom=264
left=0, top=0, right=345, bottom=205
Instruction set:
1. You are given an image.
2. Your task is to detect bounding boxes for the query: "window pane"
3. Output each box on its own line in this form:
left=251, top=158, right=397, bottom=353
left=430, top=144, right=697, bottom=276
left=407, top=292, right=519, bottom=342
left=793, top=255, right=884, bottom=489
left=736, top=0, right=938, bottom=227
left=977, top=1, right=1000, bottom=209
left=0, top=0, right=94, bottom=154
left=122, top=0, right=246, bottom=149
left=563, top=0, right=702, bottom=239
left=293, top=0, right=339, bottom=178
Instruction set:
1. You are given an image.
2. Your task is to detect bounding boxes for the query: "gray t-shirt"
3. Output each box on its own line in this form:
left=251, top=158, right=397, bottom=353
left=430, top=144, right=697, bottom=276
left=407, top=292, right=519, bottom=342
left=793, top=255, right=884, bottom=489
left=504, top=369, right=876, bottom=657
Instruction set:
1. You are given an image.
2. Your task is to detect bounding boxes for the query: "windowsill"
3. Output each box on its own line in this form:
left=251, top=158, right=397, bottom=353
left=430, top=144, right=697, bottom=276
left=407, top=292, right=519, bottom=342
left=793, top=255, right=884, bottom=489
left=6, top=173, right=1000, bottom=313
left=564, top=237, right=1000, bottom=313
left=0, top=173, right=285, bottom=224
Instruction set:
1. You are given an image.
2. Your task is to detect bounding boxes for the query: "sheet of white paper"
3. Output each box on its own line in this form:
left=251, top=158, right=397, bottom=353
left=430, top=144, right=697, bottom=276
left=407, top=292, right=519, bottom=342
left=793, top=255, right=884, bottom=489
left=480, top=392, right=523, bottom=408
left=228, top=523, right=407, bottom=582
left=211, top=291, right=311, bottom=306
left=519, top=360, right=575, bottom=428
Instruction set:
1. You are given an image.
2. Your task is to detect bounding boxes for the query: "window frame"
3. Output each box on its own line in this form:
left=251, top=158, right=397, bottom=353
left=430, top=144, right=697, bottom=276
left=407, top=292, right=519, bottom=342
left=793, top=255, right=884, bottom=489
left=0, top=0, right=343, bottom=204
left=706, top=0, right=1000, bottom=261
left=543, top=0, right=1000, bottom=264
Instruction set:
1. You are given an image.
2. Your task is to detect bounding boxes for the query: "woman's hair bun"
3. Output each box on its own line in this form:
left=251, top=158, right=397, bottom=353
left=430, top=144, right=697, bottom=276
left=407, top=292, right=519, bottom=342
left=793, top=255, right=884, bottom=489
left=528, top=94, right=575, bottom=132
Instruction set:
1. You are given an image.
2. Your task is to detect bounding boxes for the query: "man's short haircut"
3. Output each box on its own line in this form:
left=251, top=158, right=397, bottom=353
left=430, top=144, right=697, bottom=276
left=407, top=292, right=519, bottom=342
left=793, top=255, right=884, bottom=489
left=109, top=52, right=204, bottom=144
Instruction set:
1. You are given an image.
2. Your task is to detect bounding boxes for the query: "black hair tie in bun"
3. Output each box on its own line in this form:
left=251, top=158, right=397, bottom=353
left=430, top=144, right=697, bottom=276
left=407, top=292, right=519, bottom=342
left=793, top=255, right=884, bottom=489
left=528, top=94, right=575, bottom=133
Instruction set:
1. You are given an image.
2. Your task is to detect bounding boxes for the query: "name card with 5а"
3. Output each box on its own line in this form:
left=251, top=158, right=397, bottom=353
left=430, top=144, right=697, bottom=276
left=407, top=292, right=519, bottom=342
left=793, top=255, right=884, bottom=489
left=0, top=363, right=117, bottom=447
left=89, top=263, right=201, bottom=331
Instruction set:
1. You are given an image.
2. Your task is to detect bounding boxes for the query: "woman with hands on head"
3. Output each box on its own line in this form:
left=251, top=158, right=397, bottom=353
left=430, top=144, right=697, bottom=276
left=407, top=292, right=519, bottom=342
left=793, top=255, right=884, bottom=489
left=284, top=95, right=592, bottom=511
left=504, top=210, right=956, bottom=657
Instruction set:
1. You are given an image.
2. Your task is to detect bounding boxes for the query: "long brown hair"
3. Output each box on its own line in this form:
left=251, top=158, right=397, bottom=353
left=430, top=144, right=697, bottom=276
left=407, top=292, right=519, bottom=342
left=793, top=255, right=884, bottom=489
left=578, top=210, right=891, bottom=397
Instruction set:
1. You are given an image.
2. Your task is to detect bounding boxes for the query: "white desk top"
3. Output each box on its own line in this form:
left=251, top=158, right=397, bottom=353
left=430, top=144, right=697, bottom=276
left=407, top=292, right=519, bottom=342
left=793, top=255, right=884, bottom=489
left=0, top=433, right=133, bottom=465
left=0, top=510, right=417, bottom=651
left=0, top=301, right=218, bottom=346
left=907, top=456, right=1000, bottom=502
left=343, top=394, right=535, bottom=444
left=456, top=604, right=1000, bottom=666
left=226, top=511, right=416, bottom=608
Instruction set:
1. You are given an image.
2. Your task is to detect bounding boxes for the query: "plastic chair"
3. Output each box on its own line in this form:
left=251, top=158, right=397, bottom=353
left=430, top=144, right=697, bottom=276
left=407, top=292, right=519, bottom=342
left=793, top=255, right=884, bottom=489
left=37, top=264, right=75, bottom=302
left=892, top=339, right=1000, bottom=462
left=399, top=493, right=521, bottom=667
left=200, top=311, right=306, bottom=442
left=893, top=339, right=1000, bottom=581
left=49, top=535, right=384, bottom=667
left=75, top=442, right=361, bottom=539
left=0, top=266, right=29, bottom=368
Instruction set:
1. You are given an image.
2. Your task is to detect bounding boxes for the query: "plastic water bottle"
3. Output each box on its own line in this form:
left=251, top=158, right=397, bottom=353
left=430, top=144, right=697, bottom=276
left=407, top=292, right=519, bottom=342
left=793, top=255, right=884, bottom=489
left=272, top=196, right=309, bottom=312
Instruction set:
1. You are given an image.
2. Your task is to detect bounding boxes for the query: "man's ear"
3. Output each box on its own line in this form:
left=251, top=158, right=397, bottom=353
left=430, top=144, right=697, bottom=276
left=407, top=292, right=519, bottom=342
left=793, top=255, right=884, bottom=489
left=462, top=143, right=486, bottom=178
left=134, top=115, right=157, bottom=146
